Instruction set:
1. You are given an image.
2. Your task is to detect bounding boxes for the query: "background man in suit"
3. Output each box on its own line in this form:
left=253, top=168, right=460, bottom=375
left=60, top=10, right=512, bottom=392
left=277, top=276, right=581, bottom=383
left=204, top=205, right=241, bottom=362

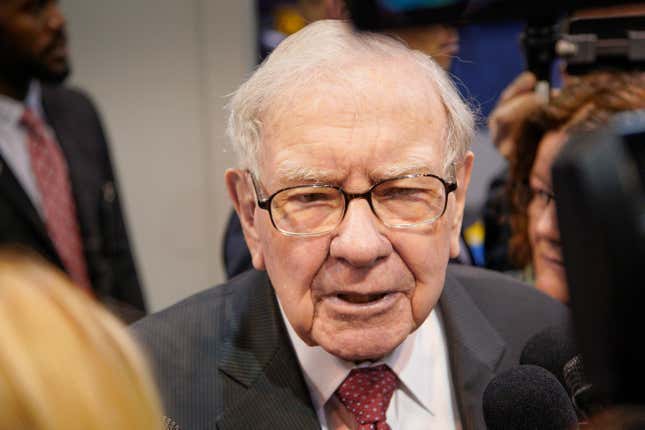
left=134, top=21, right=568, bottom=429
left=0, top=0, right=146, bottom=322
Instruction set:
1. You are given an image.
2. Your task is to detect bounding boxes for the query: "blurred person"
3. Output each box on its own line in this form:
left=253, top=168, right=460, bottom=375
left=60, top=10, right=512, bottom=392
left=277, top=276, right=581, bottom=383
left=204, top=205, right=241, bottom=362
left=484, top=4, right=645, bottom=273
left=301, top=0, right=460, bottom=70
left=299, top=0, right=347, bottom=23
left=483, top=71, right=545, bottom=272
left=508, top=71, right=645, bottom=303
left=389, top=24, right=459, bottom=71
left=137, top=21, right=568, bottom=430
left=0, top=0, right=146, bottom=321
left=0, top=248, right=163, bottom=430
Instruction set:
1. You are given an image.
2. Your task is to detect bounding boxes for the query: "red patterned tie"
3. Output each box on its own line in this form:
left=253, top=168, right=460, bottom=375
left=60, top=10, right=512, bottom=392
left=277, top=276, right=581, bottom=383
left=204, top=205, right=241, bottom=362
left=335, top=364, right=399, bottom=430
left=21, top=108, right=92, bottom=292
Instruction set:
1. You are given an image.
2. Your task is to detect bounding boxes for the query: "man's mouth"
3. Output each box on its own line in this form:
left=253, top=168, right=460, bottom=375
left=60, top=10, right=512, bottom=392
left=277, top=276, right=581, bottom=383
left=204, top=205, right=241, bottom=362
left=337, top=293, right=388, bottom=304
left=45, top=33, right=68, bottom=57
left=322, top=291, right=404, bottom=316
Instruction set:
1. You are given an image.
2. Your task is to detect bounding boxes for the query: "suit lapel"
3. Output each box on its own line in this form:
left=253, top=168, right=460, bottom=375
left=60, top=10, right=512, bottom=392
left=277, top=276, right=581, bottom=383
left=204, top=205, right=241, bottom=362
left=439, top=268, right=507, bottom=430
left=216, top=272, right=320, bottom=430
left=0, top=154, right=59, bottom=259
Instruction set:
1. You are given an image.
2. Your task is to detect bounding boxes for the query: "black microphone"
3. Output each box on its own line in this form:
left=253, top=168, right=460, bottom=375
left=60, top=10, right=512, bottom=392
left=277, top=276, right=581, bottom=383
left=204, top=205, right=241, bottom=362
left=520, top=325, right=602, bottom=419
left=520, top=325, right=578, bottom=388
left=163, top=416, right=181, bottom=430
left=483, top=365, right=578, bottom=430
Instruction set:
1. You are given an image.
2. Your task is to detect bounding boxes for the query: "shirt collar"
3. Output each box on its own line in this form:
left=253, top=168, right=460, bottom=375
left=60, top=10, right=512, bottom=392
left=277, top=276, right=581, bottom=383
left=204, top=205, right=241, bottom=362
left=278, top=298, right=442, bottom=416
left=0, top=80, right=45, bottom=127
left=25, top=80, right=45, bottom=119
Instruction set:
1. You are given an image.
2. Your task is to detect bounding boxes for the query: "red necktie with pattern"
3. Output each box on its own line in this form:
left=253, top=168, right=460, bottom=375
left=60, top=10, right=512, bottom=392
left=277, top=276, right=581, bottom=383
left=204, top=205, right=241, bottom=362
left=335, top=364, right=399, bottom=430
left=21, top=108, right=92, bottom=292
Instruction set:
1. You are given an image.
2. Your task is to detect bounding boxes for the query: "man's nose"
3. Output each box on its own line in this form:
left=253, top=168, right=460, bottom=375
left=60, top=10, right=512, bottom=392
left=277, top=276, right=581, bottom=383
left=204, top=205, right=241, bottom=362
left=329, top=198, right=392, bottom=267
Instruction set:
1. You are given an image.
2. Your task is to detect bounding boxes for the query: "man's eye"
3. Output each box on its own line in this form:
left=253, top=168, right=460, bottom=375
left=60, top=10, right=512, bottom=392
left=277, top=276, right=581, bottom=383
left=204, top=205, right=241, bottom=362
left=380, top=187, right=427, bottom=199
left=292, top=192, right=333, bottom=203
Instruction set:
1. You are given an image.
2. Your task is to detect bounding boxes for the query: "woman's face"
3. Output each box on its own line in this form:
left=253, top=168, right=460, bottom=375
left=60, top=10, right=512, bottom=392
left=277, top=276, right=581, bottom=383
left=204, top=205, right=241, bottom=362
left=528, top=130, right=569, bottom=303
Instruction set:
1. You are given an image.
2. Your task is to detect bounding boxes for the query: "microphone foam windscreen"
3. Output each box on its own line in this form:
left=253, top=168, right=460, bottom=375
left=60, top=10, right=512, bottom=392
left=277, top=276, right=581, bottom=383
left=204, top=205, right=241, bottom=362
left=520, top=324, right=577, bottom=387
left=483, top=365, right=578, bottom=430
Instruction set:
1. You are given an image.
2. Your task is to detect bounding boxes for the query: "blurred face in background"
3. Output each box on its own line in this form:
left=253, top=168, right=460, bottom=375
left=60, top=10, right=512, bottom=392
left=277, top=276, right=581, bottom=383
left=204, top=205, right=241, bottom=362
left=298, top=0, right=458, bottom=71
left=391, top=24, right=459, bottom=70
left=299, top=0, right=347, bottom=22
left=0, top=0, right=70, bottom=85
left=528, top=130, right=568, bottom=303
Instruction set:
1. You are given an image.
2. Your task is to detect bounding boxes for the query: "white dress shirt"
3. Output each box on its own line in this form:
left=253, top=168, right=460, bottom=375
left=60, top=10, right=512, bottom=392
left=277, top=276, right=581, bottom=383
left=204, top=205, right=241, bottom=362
left=0, top=81, right=49, bottom=214
left=279, top=301, right=462, bottom=429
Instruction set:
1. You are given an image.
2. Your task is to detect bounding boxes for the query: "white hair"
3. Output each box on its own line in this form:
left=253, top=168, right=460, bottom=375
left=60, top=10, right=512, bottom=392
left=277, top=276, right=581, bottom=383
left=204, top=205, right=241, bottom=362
left=227, top=19, right=474, bottom=178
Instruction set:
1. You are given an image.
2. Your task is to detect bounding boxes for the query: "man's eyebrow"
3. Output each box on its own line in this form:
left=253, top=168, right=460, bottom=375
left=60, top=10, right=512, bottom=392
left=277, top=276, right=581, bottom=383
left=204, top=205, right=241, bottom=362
left=275, top=164, right=342, bottom=184
left=369, top=159, right=438, bottom=181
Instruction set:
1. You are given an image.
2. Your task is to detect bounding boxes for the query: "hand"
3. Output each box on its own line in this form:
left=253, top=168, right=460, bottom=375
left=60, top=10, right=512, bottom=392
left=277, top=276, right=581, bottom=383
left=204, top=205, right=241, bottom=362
left=489, top=72, right=544, bottom=160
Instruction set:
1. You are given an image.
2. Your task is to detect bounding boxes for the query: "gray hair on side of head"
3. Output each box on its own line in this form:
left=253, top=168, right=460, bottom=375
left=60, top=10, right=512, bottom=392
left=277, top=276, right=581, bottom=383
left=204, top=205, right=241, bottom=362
left=226, top=19, right=474, bottom=179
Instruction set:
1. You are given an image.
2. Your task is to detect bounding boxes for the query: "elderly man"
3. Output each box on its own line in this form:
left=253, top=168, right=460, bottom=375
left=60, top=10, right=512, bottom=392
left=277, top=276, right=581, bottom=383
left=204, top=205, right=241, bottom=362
left=134, top=21, right=568, bottom=430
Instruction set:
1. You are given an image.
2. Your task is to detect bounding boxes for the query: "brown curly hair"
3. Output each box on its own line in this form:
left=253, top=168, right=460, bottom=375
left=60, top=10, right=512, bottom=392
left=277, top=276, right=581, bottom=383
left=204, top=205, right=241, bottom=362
left=507, top=71, right=645, bottom=268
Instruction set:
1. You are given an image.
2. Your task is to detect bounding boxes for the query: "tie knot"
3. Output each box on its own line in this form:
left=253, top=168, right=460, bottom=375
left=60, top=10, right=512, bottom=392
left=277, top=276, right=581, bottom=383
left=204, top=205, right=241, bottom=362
left=20, top=108, right=44, bottom=135
left=335, top=364, right=398, bottom=429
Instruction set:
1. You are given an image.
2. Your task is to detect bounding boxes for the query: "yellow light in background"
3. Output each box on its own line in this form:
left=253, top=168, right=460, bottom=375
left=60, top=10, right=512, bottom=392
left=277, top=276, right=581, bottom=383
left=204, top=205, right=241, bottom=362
left=274, top=6, right=307, bottom=35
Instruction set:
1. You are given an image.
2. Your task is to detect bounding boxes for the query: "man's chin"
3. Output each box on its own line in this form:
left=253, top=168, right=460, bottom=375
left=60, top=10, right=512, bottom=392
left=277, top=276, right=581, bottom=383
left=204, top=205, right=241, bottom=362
left=36, top=63, right=71, bottom=85
left=313, top=323, right=413, bottom=362
left=324, top=344, right=396, bottom=362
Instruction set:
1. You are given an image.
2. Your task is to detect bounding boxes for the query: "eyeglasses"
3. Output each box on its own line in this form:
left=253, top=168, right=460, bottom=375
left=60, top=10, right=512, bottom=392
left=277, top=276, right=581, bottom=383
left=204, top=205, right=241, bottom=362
left=250, top=172, right=457, bottom=236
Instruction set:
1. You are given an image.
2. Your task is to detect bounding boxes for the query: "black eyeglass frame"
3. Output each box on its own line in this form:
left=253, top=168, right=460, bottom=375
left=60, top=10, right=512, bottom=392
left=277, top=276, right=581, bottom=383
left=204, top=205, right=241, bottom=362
left=249, top=172, right=458, bottom=236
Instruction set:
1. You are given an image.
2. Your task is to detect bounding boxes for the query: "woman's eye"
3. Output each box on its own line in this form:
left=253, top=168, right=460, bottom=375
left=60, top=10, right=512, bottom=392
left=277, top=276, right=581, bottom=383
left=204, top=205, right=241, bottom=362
left=531, top=188, right=554, bottom=204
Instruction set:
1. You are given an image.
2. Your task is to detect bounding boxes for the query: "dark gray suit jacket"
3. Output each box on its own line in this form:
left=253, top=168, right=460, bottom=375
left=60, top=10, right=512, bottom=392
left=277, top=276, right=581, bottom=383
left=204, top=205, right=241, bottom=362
left=0, top=84, right=146, bottom=321
left=133, top=265, right=570, bottom=430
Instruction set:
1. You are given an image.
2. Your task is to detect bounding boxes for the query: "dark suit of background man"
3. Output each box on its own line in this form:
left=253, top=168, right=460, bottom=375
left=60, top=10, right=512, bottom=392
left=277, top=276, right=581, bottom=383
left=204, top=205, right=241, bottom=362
left=134, top=20, right=569, bottom=429
left=0, top=0, right=146, bottom=322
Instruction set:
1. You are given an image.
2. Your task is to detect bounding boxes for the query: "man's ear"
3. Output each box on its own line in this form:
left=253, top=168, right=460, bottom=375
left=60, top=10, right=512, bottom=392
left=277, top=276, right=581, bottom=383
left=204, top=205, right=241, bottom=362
left=449, top=151, right=474, bottom=259
left=224, top=169, right=266, bottom=270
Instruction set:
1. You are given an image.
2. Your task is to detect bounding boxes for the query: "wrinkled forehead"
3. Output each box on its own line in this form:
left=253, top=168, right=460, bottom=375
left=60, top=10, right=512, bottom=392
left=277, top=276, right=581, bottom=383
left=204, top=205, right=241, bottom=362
left=267, top=56, right=442, bottom=125
left=257, top=57, right=448, bottom=179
